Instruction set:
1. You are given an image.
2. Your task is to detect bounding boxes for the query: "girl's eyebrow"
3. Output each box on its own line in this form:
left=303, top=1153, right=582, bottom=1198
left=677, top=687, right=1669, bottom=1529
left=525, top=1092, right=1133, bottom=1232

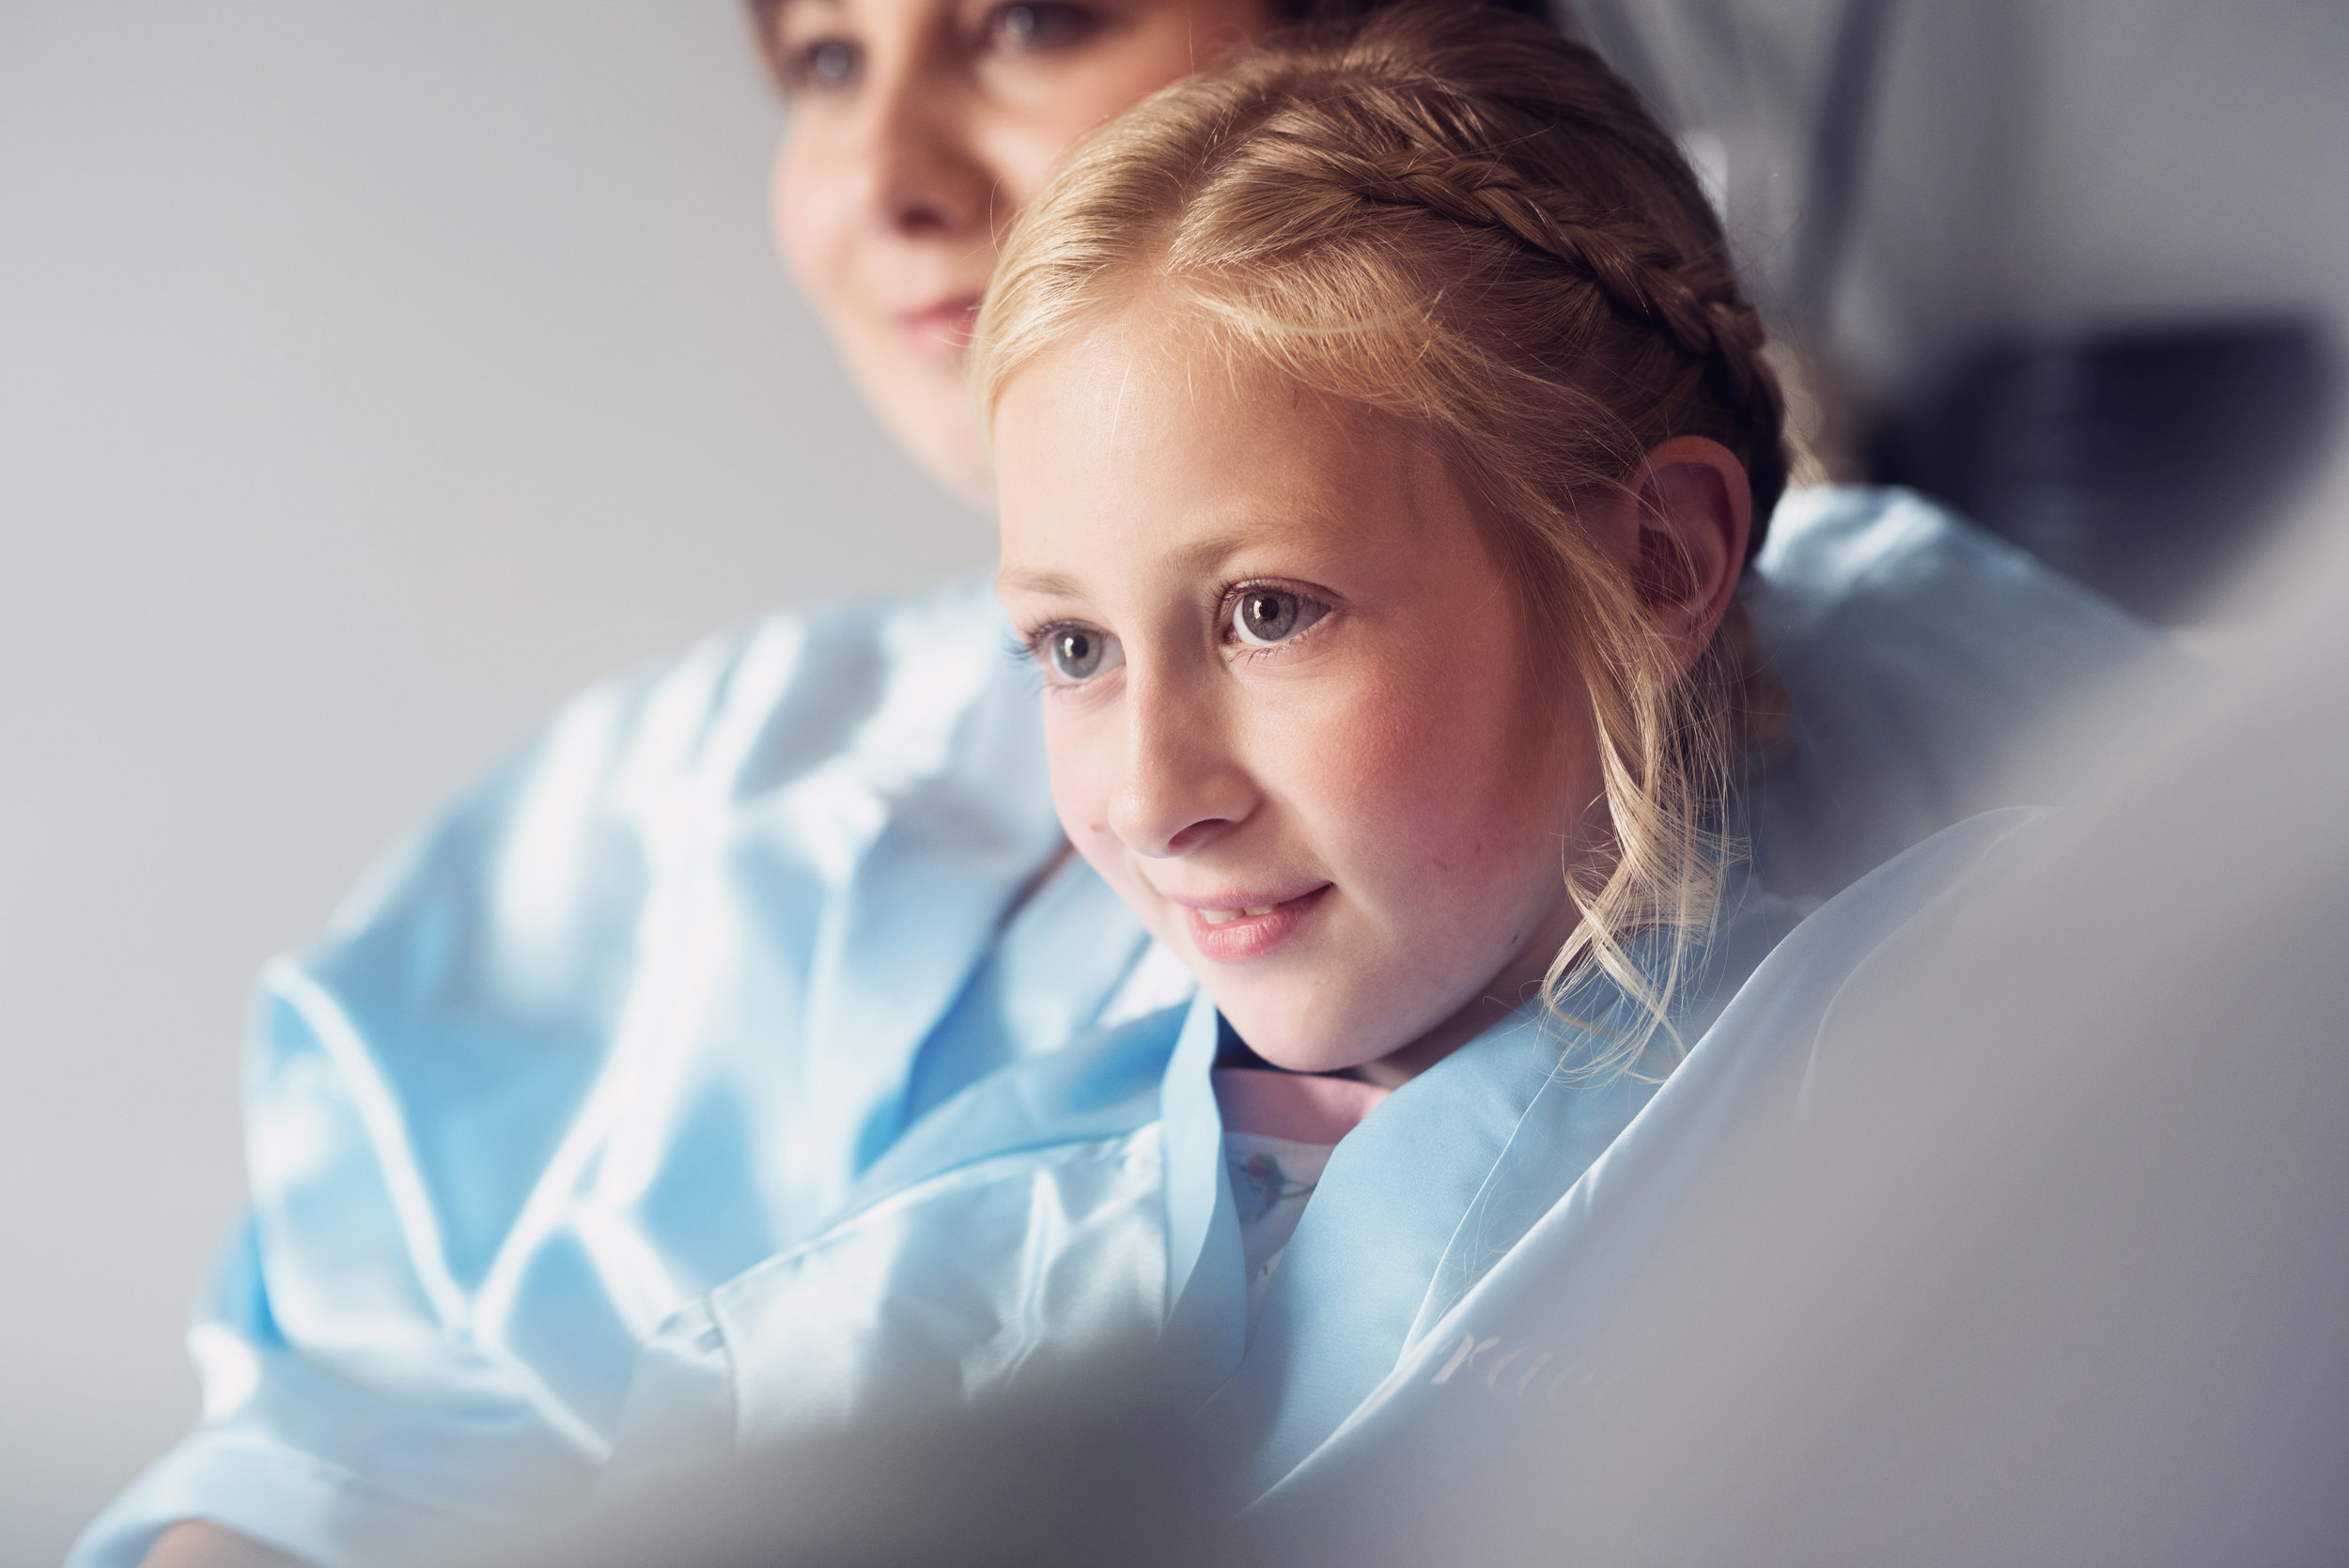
left=995, top=566, right=1087, bottom=598
left=999, top=525, right=1334, bottom=602
left=1172, top=532, right=1253, bottom=574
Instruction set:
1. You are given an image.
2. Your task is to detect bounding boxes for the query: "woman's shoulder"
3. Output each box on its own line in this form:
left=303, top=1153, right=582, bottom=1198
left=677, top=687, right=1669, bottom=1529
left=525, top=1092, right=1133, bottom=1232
left=247, top=574, right=1059, bottom=1259
left=1750, top=484, right=2159, bottom=658
left=310, top=574, right=1035, bottom=950
left=1739, top=487, right=2182, bottom=902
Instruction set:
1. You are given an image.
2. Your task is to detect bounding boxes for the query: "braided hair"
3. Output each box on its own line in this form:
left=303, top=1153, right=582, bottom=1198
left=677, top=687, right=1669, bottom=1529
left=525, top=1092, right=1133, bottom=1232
left=1314, top=147, right=1790, bottom=540
left=974, top=1, right=1792, bottom=1065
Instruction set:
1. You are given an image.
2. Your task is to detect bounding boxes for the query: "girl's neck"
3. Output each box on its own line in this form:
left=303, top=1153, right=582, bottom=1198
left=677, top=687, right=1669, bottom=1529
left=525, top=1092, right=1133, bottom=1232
left=1339, top=924, right=1572, bottom=1089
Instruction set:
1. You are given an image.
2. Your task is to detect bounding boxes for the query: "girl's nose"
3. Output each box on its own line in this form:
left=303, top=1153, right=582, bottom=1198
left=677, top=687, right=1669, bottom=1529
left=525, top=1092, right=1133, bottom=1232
left=1105, top=676, right=1257, bottom=859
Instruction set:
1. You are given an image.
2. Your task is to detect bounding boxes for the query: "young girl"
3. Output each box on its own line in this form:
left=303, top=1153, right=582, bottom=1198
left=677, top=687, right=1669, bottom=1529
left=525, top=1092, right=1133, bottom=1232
left=612, top=0, right=2049, bottom=1508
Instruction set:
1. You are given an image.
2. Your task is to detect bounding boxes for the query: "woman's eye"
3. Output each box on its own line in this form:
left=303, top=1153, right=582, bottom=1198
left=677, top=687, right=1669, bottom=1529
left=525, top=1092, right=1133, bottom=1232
left=1043, top=625, right=1122, bottom=683
left=1229, top=589, right=1329, bottom=648
left=782, top=37, right=863, bottom=94
left=984, top=2, right=1102, bottom=54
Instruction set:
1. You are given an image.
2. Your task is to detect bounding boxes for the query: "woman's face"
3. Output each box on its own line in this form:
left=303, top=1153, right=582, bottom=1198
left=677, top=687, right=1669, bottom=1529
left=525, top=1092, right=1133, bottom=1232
left=993, top=312, right=1605, bottom=1082
left=767, top=0, right=1275, bottom=501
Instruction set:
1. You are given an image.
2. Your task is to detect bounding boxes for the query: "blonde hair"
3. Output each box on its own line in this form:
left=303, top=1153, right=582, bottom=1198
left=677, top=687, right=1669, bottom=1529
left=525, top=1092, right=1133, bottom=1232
left=972, top=2, right=1789, bottom=1068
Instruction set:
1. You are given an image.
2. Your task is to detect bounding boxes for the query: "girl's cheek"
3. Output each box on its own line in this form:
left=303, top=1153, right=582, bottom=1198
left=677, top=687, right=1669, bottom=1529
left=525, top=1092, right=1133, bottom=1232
left=1312, top=660, right=1514, bottom=816
left=1316, top=658, right=1552, bottom=894
left=1043, top=731, right=1090, bottom=843
left=1045, top=710, right=1121, bottom=860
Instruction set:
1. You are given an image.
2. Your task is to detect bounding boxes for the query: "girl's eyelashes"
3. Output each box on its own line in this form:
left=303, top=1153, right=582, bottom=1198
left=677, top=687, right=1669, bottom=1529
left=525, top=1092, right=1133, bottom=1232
left=1026, top=622, right=1125, bottom=687
left=1015, top=585, right=1327, bottom=690
left=1226, top=585, right=1332, bottom=651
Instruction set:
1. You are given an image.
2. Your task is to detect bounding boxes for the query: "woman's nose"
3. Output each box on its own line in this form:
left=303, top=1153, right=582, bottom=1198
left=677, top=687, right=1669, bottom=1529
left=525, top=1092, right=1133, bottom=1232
left=855, top=60, right=994, bottom=240
left=1105, top=677, right=1257, bottom=859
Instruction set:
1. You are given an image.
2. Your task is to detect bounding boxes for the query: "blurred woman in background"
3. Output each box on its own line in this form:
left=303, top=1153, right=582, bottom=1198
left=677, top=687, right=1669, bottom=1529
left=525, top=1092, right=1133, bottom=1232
left=87, top=3, right=2157, bottom=1565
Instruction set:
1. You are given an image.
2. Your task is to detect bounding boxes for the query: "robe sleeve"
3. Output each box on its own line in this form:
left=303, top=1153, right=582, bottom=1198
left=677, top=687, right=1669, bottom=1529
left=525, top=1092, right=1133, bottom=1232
left=68, top=628, right=739, bottom=1567
left=69, top=581, right=1080, bottom=1567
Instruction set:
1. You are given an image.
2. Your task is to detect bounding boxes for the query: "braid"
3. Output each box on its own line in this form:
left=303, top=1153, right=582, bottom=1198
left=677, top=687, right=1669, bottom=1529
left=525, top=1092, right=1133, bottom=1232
left=1326, top=145, right=1791, bottom=537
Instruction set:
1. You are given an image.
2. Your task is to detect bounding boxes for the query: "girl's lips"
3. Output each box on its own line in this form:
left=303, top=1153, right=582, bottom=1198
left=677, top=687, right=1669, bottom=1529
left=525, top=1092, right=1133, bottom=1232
left=1178, top=885, right=1331, bottom=965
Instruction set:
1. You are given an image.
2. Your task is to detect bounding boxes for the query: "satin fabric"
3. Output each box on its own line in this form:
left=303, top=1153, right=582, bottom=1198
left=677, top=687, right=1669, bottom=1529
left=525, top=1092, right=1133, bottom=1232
left=71, top=489, right=2163, bottom=1567
left=611, top=813, right=2036, bottom=1507
left=1242, top=811, right=2044, bottom=1526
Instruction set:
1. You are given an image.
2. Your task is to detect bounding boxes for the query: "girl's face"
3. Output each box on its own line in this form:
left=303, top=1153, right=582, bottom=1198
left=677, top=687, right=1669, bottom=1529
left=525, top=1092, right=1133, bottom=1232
left=994, top=315, right=1605, bottom=1081
left=767, top=0, right=1274, bottom=501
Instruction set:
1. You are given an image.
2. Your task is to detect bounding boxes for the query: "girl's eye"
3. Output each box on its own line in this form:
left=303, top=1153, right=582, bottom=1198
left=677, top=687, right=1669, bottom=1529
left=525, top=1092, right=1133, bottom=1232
left=782, top=37, right=863, bottom=94
left=1043, top=625, right=1122, bottom=684
left=1229, top=588, right=1329, bottom=648
left=984, top=2, right=1102, bottom=54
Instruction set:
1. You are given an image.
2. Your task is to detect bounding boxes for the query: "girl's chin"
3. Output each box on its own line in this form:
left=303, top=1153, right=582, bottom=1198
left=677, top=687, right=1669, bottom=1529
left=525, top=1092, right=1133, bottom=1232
left=1211, top=1004, right=1399, bottom=1077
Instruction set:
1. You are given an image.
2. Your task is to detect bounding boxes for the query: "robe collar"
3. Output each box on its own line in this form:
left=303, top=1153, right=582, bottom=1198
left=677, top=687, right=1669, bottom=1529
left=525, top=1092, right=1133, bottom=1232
left=1160, top=865, right=1806, bottom=1495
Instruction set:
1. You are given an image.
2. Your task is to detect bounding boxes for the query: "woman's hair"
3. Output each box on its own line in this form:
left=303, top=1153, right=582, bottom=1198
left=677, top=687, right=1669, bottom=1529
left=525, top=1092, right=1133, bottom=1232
left=972, top=1, right=1789, bottom=1067
left=745, top=0, right=1558, bottom=95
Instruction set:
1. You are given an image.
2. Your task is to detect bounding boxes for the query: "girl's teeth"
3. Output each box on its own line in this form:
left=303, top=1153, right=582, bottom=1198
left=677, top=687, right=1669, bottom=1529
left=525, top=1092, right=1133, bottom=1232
left=1245, top=906, right=1274, bottom=917
left=1199, top=905, right=1279, bottom=926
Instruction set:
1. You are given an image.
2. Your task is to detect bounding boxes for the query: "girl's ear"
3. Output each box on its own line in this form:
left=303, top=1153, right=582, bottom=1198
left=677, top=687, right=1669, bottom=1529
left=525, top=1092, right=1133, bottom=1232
left=1621, top=435, right=1753, bottom=671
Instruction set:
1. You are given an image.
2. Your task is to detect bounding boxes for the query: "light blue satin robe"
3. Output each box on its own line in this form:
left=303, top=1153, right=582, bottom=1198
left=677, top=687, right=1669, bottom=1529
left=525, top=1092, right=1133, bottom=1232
left=609, top=811, right=2040, bottom=1508
left=71, top=490, right=2163, bottom=1567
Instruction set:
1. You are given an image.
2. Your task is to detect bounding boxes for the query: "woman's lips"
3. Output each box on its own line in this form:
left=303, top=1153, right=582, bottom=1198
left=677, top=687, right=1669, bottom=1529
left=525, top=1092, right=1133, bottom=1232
left=1177, top=885, right=1332, bottom=964
left=897, top=293, right=982, bottom=361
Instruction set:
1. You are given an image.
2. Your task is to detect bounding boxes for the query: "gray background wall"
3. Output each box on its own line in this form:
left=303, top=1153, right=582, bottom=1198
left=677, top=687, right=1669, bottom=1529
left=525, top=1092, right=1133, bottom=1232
left=0, top=4, right=980, bottom=1560
left=3, top=1, right=2343, bottom=1563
